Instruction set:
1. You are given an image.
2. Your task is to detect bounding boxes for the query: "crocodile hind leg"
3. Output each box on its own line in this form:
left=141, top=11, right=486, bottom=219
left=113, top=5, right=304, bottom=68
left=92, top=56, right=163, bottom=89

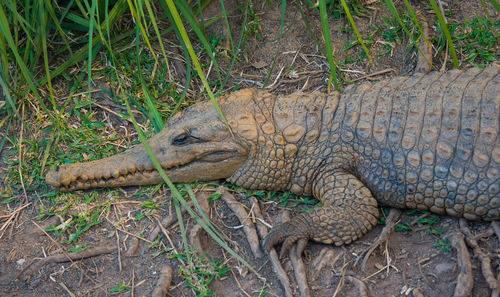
left=262, top=170, right=379, bottom=258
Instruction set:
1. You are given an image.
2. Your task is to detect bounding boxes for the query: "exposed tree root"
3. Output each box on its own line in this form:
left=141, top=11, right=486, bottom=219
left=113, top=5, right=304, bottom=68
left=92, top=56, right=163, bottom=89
left=248, top=197, right=293, bottom=297
left=346, top=276, right=369, bottom=297
left=290, top=244, right=311, bottom=297
left=221, top=189, right=263, bottom=258
left=459, top=219, right=497, bottom=290
left=189, top=192, right=212, bottom=255
left=189, top=224, right=205, bottom=255
left=152, top=265, right=173, bottom=297
left=248, top=197, right=272, bottom=239
left=143, top=201, right=194, bottom=255
left=125, top=236, right=140, bottom=257
left=361, top=208, right=401, bottom=270
left=449, top=232, right=473, bottom=297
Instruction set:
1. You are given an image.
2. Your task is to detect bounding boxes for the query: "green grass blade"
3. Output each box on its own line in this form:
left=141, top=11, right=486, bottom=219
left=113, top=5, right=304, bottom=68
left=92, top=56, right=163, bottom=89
left=429, top=0, right=459, bottom=68
left=487, top=0, right=500, bottom=13
left=319, top=0, right=339, bottom=91
left=0, top=74, right=20, bottom=118
left=87, top=0, right=97, bottom=97
left=43, top=0, right=74, bottom=57
left=385, top=0, right=434, bottom=70
left=0, top=4, right=52, bottom=119
left=173, top=0, right=222, bottom=83
left=35, top=0, right=129, bottom=87
left=162, top=0, right=230, bottom=131
left=38, top=1, right=58, bottom=110
left=0, top=116, right=12, bottom=155
left=340, top=0, right=373, bottom=65
left=216, top=0, right=250, bottom=95
left=185, top=184, right=224, bottom=240
left=297, top=0, right=325, bottom=57
left=263, top=0, right=286, bottom=88
left=144, top=0, right=171, bottom=77
left=134, top=27, right=164, bottom=133
left=219, top=0, right=234, bottom=51
left=126, top=0, right=158, bottom=65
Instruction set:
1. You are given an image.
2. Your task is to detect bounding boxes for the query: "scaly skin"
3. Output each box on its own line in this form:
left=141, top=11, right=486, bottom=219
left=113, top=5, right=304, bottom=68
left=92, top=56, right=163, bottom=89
left=47, top=66, right=500, bottom=254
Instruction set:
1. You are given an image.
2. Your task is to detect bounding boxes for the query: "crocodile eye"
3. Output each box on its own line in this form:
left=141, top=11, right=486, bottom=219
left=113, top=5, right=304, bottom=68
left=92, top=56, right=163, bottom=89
left=172, top=132, right=189, bottom=145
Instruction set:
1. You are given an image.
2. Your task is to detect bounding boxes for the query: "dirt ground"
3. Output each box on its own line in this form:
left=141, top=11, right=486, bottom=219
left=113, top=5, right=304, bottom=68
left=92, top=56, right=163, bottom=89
left=1, top=1, right=499, bottom=297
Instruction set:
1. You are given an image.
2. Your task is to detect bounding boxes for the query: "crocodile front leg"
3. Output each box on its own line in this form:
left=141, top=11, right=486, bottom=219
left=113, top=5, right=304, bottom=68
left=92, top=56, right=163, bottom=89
left=262, top=170, right=380, bottom=257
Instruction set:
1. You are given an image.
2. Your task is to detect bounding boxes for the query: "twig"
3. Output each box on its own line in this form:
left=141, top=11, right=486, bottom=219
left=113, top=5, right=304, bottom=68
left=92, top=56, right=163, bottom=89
left=116, top=230, right=122, bottom=272
left=59, top=282, right=76, bottom=297
left=351, top=68, right=395, bottom=82
left=0, top=202, right=31, bottom=240
left=417, top=257, right=436, bottom=290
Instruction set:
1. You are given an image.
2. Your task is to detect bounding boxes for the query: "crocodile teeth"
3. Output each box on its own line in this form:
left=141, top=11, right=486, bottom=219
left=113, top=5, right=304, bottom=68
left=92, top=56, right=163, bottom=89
left=133, top=172, right=143, bottom=180
left=103, top=170, right=111, bottom=179
left=98, top=180, right=106, bottom=187
left=80, top=174, right=89, bottom=181
left=111, top=170, right=120, bottom=178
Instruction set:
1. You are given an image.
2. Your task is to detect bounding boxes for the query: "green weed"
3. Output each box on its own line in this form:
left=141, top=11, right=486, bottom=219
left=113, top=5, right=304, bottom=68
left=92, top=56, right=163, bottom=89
left=174, top=248, right=231, bottom=297
left=110, top=281, right=131, bottom=293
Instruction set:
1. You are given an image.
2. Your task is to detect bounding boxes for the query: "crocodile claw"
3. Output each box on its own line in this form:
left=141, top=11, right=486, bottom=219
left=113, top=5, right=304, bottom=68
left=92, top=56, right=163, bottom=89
left=262, top=221, right=309, bottom=258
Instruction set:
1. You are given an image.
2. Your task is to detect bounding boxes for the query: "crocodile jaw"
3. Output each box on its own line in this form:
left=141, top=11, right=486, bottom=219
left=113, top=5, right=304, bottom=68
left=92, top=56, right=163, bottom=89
left=46, top=141, right=248, bottom=192
left=46, top=96, right=254, bottom=192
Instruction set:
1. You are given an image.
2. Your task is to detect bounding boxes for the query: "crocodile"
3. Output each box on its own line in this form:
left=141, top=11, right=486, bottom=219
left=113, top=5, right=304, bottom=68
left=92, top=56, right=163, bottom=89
left=46, top=66, right=500, bottom=254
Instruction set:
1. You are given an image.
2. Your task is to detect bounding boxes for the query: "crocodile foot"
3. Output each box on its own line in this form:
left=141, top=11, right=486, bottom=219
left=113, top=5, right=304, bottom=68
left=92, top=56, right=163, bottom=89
left=262, top=219, right=310, bottom=259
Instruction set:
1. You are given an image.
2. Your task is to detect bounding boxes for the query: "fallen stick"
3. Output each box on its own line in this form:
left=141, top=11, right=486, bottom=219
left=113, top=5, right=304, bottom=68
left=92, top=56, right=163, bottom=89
left=25, top=245, right=116, bottom=277
left=221, top=189, right=263, bottom=258
left=152, top=265, right=173, bottom=297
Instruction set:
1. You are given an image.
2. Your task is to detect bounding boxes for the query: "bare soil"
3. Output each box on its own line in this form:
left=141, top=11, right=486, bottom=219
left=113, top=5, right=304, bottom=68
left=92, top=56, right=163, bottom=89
left=1, top=1, right=499, bottom=297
